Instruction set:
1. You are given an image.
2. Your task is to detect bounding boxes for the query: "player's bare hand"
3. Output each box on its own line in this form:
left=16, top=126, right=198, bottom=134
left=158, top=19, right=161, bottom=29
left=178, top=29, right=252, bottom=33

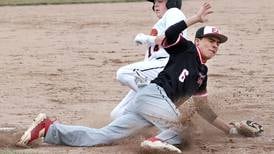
left=185, top=1, right=213, bottom=27
left=196, top=2, right=213, bottom=23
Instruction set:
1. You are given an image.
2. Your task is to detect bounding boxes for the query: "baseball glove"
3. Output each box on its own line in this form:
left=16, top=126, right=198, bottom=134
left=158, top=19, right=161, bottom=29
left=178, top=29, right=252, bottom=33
left=229, top=120, right=264, bottom=137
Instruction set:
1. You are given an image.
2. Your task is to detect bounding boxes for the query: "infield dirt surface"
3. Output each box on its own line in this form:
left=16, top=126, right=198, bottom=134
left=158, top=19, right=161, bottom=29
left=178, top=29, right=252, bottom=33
left=0, top=0, right=273, bottom=153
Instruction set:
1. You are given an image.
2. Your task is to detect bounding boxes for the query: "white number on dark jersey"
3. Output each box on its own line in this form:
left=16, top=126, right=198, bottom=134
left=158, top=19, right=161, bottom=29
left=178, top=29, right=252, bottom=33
left=179, top=69, right=189, bottom=82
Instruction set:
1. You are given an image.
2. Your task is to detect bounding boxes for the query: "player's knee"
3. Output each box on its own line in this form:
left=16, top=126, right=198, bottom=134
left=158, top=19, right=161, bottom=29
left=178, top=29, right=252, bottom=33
left=116, top=67, right=131, bottom=85
left=116, top=69, right=126, bottom=85
left=116, top=67, right=139, bottom=91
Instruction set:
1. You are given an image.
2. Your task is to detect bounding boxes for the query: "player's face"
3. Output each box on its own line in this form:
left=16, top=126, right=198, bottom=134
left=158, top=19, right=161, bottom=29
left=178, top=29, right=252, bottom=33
left=154, top=0, right=168, bottom=19
left=196, top=36, right=221, bottom=60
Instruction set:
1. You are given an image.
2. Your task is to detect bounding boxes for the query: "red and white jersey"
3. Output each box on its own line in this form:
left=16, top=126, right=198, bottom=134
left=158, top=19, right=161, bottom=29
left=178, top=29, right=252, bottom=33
left=145, top=8, right=188, bottom=61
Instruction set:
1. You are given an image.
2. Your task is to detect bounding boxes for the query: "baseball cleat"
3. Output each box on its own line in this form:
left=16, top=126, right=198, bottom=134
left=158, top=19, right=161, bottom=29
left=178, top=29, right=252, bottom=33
left=16, top=113, right=53, bottom=147
left=141, top=137, right=182, bottom=153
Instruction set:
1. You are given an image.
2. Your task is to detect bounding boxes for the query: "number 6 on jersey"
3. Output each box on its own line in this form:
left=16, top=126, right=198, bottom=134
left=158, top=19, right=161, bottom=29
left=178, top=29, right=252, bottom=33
left=179, top=69, right=189, bottom=82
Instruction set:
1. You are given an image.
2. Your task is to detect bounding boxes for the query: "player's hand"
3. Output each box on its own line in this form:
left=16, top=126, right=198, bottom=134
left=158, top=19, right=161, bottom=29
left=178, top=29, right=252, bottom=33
left=134, top=33, right=155, bottom=46
left=195, top=2, right=213, bottom=23
left=185, top=2, right=213, bottom=27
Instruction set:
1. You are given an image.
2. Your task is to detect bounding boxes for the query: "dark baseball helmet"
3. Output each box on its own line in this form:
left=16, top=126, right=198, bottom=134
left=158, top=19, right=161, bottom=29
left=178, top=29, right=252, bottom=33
left=147, top=0, right=182, bottom=10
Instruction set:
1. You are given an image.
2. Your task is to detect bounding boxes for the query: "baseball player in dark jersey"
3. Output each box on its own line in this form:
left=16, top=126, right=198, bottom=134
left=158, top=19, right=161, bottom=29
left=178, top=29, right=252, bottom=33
left=16, top=2, right=243, bottom=153
left=111, top=0, right=187, bottom=120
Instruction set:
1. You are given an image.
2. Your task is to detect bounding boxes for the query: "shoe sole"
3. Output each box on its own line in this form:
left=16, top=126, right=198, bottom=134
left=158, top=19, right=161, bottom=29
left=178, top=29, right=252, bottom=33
left=141, top=140, right=182, bottom=153
left=16, top=113, right=47, bottom=147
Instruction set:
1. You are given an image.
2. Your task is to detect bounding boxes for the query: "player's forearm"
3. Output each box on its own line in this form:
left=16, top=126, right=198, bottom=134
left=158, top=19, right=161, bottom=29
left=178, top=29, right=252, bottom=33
left=164, top=20, right=187, bottom=44
left=185, top=15, right=201, bottom=27
left=193, top=96, right=233, bottom=134
left=211, top=117, right=233, bottom=134
left=194, top=97, right=218, bottom=123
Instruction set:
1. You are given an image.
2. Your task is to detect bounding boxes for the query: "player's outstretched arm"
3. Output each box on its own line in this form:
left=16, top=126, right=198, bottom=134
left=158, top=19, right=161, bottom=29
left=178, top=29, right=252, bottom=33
left=155, top=2, right=213, bottom=46
left=192, top=96, right=232, bottom=134
left=192, top=96, right=264, bottom=137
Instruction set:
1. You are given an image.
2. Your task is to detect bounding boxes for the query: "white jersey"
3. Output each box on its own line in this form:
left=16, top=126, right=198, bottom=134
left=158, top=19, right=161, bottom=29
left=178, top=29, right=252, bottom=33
left=145, top=8, right=187, bottom=61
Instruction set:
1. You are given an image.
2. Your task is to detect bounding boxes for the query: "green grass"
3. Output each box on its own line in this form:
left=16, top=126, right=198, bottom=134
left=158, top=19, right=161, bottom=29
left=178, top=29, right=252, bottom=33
left=0, top=0, right=141, bottom=6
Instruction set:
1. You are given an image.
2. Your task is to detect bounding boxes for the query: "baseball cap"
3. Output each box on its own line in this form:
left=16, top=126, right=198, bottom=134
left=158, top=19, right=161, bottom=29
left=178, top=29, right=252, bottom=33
left=195, top=26, right=228, bottom=43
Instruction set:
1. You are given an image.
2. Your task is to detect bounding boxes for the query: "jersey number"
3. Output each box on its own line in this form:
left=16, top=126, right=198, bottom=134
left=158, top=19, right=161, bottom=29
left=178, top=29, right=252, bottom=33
left=179, top=69, right=189, bottom=82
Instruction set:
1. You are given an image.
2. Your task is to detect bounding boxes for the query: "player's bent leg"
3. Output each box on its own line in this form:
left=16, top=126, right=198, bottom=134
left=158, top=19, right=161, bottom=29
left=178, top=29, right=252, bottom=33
left=110, top=90, right=136, bottom=120
left=116, top=66, right=139, bottom=91
left=116, top=59, right=168, bottom=91
left=113, top=59, right=168, bottom=119
left=44, top=113, right=151, bottom=146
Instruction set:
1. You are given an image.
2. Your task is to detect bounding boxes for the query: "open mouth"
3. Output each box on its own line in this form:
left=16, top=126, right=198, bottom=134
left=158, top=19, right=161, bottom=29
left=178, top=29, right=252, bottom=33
left=210, top=49, right=216, bottom=54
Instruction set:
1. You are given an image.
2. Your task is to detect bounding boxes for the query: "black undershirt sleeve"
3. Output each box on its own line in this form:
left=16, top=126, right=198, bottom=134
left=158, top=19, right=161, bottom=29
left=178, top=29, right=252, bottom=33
left=164, top=20, right=187, bottom=45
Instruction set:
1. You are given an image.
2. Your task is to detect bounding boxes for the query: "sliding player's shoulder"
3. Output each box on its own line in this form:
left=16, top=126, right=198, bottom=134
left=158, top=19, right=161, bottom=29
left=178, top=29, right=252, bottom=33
left=165, top=8, right=185, bottom=17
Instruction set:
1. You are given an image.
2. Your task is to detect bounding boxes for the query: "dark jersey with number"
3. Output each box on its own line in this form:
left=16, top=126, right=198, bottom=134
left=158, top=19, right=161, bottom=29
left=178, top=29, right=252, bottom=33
left=151, top=20, right=208, bottom=102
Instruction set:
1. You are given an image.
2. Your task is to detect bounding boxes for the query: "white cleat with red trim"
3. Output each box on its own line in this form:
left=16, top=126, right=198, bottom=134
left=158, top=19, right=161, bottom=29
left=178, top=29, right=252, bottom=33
left=16, top=113, right=53, bottom=147
left=141, top=137, right=182, bottom=153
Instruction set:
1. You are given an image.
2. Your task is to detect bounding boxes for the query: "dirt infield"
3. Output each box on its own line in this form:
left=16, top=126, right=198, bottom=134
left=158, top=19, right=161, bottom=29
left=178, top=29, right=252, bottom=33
left=0, top=0, right=273, bottom=153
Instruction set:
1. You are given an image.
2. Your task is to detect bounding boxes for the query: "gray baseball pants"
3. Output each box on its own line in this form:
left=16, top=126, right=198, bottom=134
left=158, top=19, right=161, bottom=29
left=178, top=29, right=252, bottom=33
left=44, top=83, right=183, bottom=146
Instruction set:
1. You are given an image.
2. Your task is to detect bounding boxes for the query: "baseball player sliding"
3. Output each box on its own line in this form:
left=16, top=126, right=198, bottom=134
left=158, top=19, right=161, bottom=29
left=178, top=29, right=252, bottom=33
left=111, top=0, right=187, bottom=119
left=16, top=1, right=263, bottom=153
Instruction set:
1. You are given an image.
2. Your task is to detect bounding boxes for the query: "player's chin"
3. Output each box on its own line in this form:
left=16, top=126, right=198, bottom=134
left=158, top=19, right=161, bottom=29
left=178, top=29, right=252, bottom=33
left=155, top=12, right=162, bottom=18
left=207, top=53, right=216, bottom=60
